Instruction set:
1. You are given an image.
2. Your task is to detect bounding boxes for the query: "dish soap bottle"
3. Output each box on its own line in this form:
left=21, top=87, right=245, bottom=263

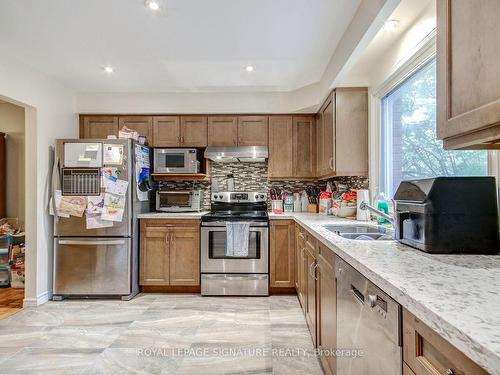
left=375, top=192, right=390, bottom=225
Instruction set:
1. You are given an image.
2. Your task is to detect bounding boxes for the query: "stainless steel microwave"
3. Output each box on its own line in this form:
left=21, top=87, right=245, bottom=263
left=156, top=190, right=202, bottom=212
left=153, top=148, right=199, bottom=174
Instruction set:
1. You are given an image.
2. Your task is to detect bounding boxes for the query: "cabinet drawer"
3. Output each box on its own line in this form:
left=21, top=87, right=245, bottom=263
left=403, top=309, right=488, bottom=375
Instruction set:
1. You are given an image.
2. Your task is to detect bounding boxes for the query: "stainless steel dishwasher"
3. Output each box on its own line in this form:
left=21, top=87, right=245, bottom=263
left=336, top=256, right=402, bottom=375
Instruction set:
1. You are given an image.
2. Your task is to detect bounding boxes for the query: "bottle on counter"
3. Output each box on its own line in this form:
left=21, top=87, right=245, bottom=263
left=375, top=192, right=390, bottom=224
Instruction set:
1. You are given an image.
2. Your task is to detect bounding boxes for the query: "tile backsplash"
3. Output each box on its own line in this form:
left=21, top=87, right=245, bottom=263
left=158, top=161, right=368, bottom=210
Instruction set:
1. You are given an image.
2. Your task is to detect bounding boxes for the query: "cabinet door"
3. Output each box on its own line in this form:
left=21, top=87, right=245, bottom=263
left=207, top=116, right=238, bottom=146
left=403, top=309, right=488, bottom=375
left=305, top=243, right=317, bottom=345
left=293, top=115, right=316, bottom=178
left=319, top=95, right=335, bottom=177
left=237, top=116, right=268, bottom=146
left=153, top=116, right=180, bottom=147
left=270, top=220, right=295, bottom=288
left=315, top=111, right=324, bottom=177
left=119, top=116, right=153, bottom=144
left=437, top=0, right=500, bottom=149
left=140, top=222, right=169, bottom=286
left=268, top=116, right=293, bottom=178
left=296, top=225, right=307, bottom=308
left=335, top=88, right=368, bottom=176
left=317, top=243, right=336, bottom=375
left=80, top=116, right=119, bottom=139
left=169, top=224, right=200, bottom=286
left=180, top=116, right=207, bottom=147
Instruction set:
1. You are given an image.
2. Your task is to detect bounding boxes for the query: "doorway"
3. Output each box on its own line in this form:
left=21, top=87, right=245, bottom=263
left=0, top=100, right=25, bottom=318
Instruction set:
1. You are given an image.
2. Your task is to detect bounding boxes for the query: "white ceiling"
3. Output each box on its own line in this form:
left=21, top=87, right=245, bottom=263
left=0, top=0, right=362, bottom=93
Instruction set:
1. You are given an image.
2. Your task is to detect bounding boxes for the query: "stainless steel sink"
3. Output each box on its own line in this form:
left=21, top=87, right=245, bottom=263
left=337, top=233, right=393, bottom=241
left=323, top=224, right=393, bottom=241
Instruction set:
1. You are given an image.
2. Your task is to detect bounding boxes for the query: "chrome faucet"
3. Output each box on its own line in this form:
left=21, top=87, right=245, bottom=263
left=359, top=201, right=394, bottom=225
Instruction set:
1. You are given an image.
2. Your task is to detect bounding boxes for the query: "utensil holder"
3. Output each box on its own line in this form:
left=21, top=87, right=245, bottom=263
left=307, top=204, right=318, bottom=213
left=271, top=200, right=284, bottom=214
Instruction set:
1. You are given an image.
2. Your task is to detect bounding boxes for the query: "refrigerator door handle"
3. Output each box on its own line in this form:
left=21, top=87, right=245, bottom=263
left=58, top=239, right=126, bottom=246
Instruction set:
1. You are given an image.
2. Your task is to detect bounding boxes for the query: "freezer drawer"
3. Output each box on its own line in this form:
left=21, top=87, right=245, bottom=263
left=53, top=237, right=131, bottom=296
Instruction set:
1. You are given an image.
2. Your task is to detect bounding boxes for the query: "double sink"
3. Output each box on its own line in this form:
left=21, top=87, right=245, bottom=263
left=323, top=224, right=393, bottom=241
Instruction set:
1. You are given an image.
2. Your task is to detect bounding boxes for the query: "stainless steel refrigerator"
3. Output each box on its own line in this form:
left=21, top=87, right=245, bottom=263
left=52, top=139, right=150, bottom=300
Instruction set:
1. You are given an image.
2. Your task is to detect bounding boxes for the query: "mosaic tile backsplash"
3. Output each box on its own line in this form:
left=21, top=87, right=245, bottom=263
left=158, top=161, right=368, bottom=210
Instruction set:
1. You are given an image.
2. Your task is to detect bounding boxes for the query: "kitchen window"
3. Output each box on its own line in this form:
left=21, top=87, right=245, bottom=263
left=380, top=57, right=489, bottom=198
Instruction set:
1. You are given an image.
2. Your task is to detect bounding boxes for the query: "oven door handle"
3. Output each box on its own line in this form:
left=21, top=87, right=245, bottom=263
left=202, top=274, right=268, bottom=281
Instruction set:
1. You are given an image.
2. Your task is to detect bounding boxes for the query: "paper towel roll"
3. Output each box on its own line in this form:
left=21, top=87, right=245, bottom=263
left=356, top=189, right=371, bottom=221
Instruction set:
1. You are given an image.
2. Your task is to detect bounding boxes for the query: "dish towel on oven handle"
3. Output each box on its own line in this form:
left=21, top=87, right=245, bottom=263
left=225, top=222, right=250, bottom=257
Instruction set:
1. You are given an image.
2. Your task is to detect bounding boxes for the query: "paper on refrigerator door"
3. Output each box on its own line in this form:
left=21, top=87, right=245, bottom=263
left=101, top=167, right=120, bottom=188
left=135, top=144, right=150, bottom=201
left=85, top=194, right=113, bottom=228
left=59, top=196, right=87, bottom=217
left=49, top=190, right=70, bottom=218
left=101, top=193, right=126, bottom=222
left=105, top=178, right=128, bottom=196
left=103, top=144, right=124, bottom=165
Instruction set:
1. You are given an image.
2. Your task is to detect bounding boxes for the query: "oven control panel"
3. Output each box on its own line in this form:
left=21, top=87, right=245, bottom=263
left=211, top=192, right=267, bottom=203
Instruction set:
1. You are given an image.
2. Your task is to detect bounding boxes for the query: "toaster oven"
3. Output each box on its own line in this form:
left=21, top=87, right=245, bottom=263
left=156, top=190, right=202, bottom=212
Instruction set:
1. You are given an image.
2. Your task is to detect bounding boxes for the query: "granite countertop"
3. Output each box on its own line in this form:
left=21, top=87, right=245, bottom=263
left=270, top=212, right=500, bottom=375
left=137, top=211, right=209, bottom=219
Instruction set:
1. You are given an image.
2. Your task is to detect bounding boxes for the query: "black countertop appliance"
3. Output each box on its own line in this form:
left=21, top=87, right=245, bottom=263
left=393, top=177, right=499, bottom=254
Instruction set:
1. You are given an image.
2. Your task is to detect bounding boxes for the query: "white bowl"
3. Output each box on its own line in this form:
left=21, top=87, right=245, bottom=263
left=334, top=205, right=357, bottom=218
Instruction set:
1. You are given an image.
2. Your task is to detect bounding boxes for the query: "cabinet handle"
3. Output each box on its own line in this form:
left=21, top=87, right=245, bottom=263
left=180, top=136, right=184, bottom=144
left=313, top=263, right=319, bottom=281
left=177, top=136, right=180, bottom=143
left=445, top=370, right=455, bottom=375
left=309, top=261, right=316, bottom=278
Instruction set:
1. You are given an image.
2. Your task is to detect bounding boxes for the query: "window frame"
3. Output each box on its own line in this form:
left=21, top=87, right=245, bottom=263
left=368, top=29, right=499, bottom=200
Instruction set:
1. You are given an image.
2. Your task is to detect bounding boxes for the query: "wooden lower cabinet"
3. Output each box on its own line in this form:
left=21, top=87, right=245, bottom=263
left=317, top=242, right=336, bottom=375
left=140, top=220, right=200, bottom=287
left=295, top=225, right=307, bottom=307
left=169, top=226, right=200, bottom=286
left=403, top=309, right=488, bottom=375
left=304, top=233, right=317, bottom=345
left=270, top=220, right=295, bottom=288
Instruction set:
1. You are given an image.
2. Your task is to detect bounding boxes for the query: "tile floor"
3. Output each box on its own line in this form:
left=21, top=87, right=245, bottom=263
left=0, top=294, right=323, bottom=374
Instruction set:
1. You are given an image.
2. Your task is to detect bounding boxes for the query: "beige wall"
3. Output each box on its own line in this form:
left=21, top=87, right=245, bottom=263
left=0, top=101, right=25, bottom=225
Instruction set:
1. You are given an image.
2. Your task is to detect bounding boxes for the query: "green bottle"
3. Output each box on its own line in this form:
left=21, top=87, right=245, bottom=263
left=376, top=193, right=390, bottom=225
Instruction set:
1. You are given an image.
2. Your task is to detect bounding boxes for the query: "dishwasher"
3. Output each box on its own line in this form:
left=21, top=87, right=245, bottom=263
left=336, top=256, right=402, bottom=375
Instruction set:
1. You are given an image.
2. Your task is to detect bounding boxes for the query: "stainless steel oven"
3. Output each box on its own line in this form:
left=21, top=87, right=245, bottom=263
left=201, top=221, right=268, bottom=274
left=153, top=148, right=199, bottom=174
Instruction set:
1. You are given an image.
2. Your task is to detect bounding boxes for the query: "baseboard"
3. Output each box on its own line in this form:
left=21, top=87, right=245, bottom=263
left=23, top=291, right=49, bottom=307
left=270, top=287, right=297, bottom=294
left=141, top=285, right=201, bottom=293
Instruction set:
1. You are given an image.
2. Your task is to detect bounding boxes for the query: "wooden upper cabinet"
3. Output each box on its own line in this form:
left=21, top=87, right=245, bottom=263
left=153, top=116, right=180, bottom=147
left=180, top=116, right=207, bottom=147
left=169, top=224, right=200, bottom=286
left=292, top=115, right=316, bottom=178
left=437, top=0, right=500, bottom=149
left=207, top=116, right=238, bottom=146
left=335, top=88, right=368, bottom=176
left=80, top=116, right=119, bottom=139
left=270, top=220, right=295, bottom=288
left=268, top=116, right=293, bottom=178
left=118, top=116, right=153, bottom=144
left=140, top=223, right=170, bottom=286
left=237, top=116, right=268, bottom=146
left=317, top=94, right=335, bottom=178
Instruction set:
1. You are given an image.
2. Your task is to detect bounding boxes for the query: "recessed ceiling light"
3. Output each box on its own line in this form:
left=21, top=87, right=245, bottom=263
left=244, top=65, right=255, bottom=72
left=103, top=66, right=114, bottom=74
left=145, top=0, right=160, bottom=11
left=383, top=19, right=400, bottom=32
